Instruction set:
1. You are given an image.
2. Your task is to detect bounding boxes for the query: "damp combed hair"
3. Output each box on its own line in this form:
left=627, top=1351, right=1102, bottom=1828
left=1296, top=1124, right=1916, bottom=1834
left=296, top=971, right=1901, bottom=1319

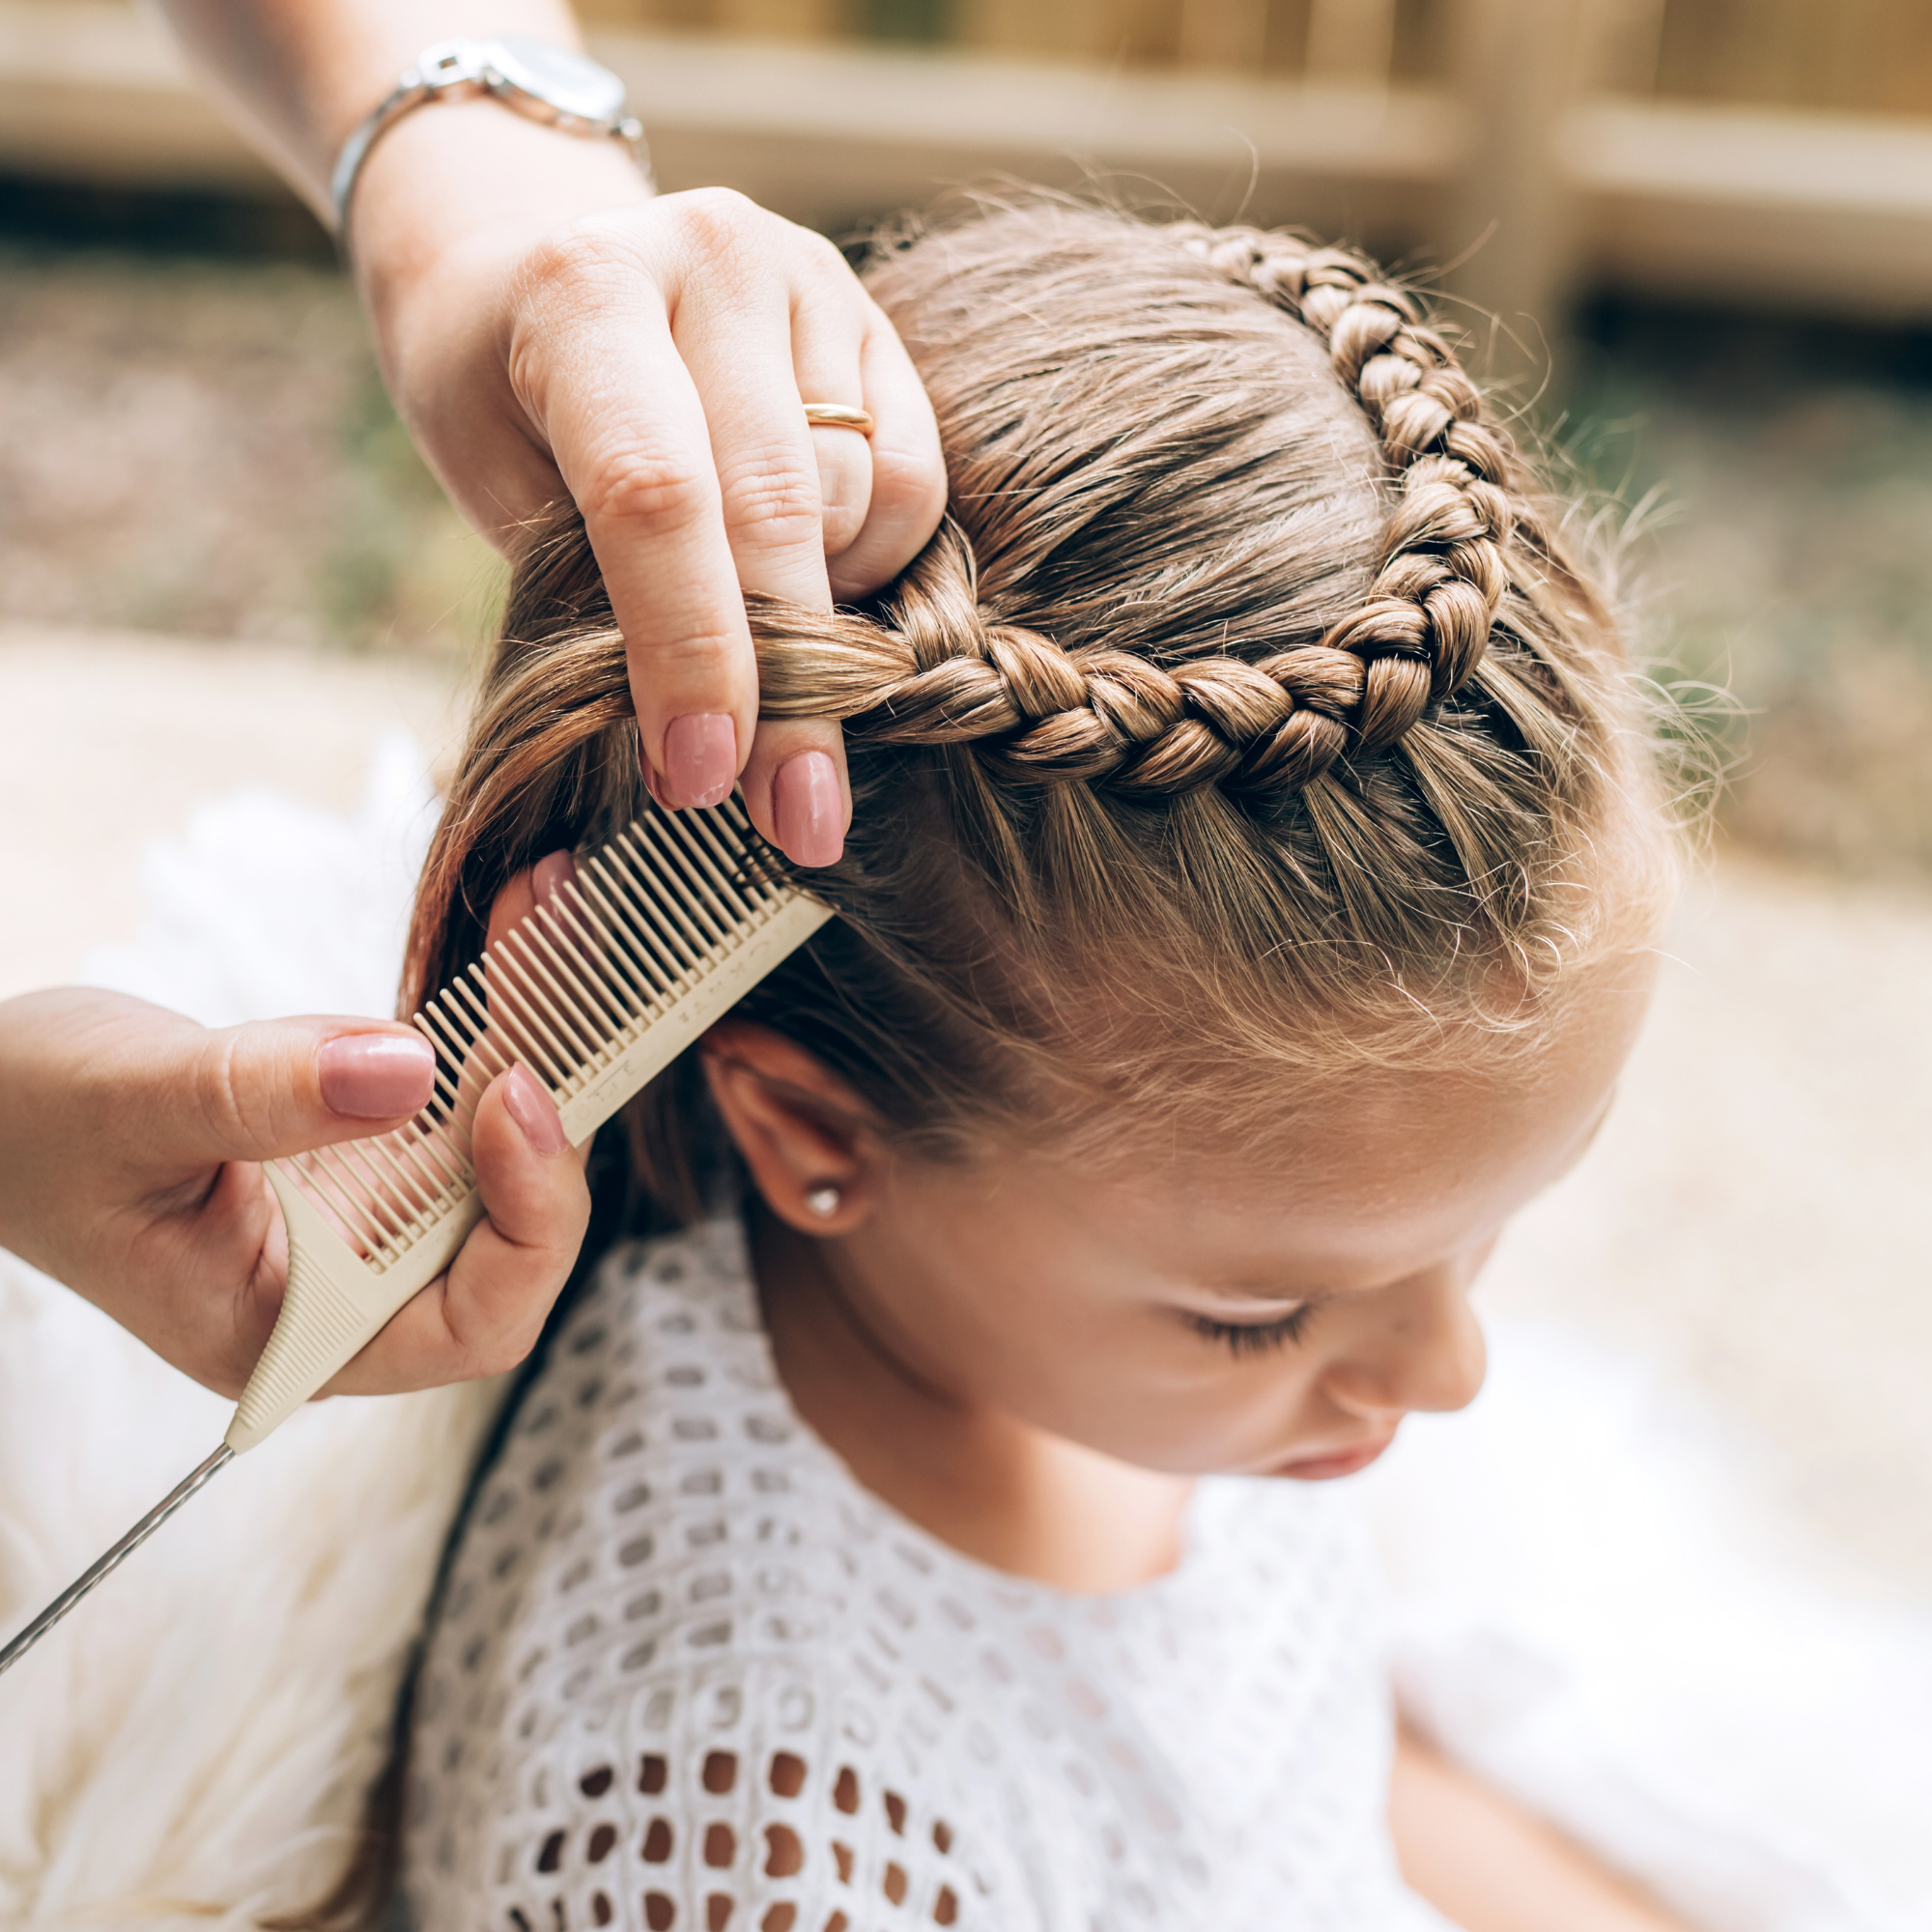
left=406, top=199, right=1673, bottom=1192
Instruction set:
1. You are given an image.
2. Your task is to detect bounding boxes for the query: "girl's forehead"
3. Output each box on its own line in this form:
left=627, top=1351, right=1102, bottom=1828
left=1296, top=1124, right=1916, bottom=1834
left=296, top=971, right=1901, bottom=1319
left=986, top=952, right=1655, bottom=1287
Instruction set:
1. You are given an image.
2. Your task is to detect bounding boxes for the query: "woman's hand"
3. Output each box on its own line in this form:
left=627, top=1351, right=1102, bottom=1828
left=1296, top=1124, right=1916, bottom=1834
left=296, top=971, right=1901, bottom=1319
left=349, top=105, right=947, bottom=870
left=160, top=3, right=949, bottom=866
left=0, top=989, right=590, bottom=1402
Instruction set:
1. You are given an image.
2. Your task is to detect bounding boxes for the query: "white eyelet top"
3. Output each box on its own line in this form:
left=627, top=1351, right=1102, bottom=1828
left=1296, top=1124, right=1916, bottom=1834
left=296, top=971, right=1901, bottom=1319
left=404, top=1220, right=1447, bottom=1932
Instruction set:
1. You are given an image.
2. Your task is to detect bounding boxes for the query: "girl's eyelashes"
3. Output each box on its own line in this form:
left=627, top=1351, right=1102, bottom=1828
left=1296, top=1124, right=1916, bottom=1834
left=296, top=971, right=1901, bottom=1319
left=1185, top=1305, right=1316, bottom=1357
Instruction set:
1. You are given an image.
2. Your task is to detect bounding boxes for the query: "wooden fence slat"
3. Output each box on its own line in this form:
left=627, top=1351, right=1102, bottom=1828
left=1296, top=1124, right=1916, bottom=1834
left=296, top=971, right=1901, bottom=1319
left=1304, top=0, right=1397, bottom=80
left=4, top=2, right=1931, bottom=327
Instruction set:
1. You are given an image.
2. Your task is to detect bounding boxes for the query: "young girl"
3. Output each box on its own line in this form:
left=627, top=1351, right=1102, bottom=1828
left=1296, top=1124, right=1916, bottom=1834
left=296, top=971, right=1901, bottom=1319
left=393, top=200, right=1679, bottom=1932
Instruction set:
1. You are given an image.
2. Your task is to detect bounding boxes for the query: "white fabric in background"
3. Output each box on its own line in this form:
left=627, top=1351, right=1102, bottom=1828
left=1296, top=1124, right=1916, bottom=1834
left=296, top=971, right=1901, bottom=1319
left=1, top=742, right=1926, bottom=1928
left=81, top=726, right=440, bottom=1028
left=0, top=735, right=495, bottom=1931
left=1359, top=1328, right=1932, bottom=1931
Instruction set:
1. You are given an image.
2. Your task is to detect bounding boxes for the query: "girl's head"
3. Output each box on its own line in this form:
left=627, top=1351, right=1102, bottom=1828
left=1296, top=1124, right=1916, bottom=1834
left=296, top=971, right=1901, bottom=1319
left=410, top=200, right=1669, bottom=1478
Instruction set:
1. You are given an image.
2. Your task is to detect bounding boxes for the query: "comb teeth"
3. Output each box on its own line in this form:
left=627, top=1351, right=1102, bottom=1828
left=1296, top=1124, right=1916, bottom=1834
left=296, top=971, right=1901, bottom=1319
left=279, top=795, right=804, bottom=1277
left=226, top=796, right=832, bottom=1457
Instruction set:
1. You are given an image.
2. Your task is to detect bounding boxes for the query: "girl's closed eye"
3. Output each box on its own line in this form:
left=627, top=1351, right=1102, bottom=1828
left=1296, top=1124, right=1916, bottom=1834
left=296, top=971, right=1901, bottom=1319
left=1186, top=1304, right=1317, bottom=1356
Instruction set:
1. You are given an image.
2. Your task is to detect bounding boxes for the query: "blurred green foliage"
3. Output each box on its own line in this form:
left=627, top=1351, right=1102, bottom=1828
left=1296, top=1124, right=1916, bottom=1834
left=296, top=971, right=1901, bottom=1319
left=1563, top=306, right=1932, bottom=878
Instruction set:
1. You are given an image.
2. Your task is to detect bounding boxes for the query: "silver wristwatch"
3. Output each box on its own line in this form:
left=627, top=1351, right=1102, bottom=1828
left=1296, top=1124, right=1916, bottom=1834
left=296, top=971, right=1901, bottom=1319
left=329, top=37, right=646, bottom=236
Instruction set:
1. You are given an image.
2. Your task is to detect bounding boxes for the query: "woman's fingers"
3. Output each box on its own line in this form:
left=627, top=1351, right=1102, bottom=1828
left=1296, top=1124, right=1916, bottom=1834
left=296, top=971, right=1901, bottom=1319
left=502, top=193, right=946, bottom=869
left=317, top=856, right=599, bottom=1395
left=667, top=202, right=844, bottom=617
left=124, top=1003, right=434, bottom=1173
left=810, top=423, right=874, bottom=563
left=828, top=305, right=949, bottom=602
left=741, top=721, right=849, bottom=870
left=511, top=213, right=759, bottom=814
left=327, top=1064, right=590, bottom=1395
left=786, top=252, right=879, bottom=564
left=663, top=202, right=857, bottom=863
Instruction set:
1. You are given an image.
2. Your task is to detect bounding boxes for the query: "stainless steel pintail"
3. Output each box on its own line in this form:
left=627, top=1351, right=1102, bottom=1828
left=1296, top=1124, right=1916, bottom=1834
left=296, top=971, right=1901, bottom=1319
left=0, top=1445, right=234, bottom=1678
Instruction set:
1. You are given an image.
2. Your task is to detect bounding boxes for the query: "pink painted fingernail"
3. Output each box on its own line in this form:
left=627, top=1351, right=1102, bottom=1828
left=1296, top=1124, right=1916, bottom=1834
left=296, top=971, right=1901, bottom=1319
left=773, top=752, right=845, bottom=868
left=662, top=713, right=738, bottom=809
left=531, top=849, right=578, bottom=904
left=502, top=1064, right=570, bottom=1155
left=319, top=1033, right=435, bottom=1119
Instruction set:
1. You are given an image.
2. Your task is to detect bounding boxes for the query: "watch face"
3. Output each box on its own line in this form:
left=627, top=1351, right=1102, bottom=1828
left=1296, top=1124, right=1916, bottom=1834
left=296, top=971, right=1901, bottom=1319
left=489, top=37, right=628, bottom=125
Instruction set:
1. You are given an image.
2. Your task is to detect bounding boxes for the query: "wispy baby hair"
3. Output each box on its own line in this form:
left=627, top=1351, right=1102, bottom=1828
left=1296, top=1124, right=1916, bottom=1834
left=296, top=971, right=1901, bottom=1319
left=408, top=198, right=1669, bottom=1181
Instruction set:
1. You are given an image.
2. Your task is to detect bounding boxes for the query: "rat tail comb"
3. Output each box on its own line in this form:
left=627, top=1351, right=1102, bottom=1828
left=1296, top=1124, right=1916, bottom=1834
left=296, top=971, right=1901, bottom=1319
left=0, top=794, right=829, bottom=1677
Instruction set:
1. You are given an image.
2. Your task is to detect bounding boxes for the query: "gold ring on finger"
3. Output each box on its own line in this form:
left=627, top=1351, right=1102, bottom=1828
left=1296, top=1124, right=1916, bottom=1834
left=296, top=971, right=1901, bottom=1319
left=802, top=403, right=875, bottom=436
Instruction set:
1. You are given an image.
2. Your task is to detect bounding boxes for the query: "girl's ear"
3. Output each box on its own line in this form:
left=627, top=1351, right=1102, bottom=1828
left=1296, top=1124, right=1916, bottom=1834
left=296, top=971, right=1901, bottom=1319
left=698, top=1020, right=879, bottom=1236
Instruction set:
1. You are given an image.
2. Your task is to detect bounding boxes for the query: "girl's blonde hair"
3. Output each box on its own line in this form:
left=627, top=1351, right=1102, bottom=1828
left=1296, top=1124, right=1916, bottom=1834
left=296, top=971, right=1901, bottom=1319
left=408, top=200, right=1669, bottom=1194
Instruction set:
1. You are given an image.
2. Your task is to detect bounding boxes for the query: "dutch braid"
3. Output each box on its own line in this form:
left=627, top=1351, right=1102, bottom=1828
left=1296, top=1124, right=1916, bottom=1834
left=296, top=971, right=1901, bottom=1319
left=757, top=223, right=1531, bottom=801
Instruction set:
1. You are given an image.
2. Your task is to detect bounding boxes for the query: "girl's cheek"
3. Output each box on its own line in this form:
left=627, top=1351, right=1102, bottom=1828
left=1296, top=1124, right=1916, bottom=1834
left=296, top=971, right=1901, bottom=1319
left=1151, top=1355, right=1327, bottom=1471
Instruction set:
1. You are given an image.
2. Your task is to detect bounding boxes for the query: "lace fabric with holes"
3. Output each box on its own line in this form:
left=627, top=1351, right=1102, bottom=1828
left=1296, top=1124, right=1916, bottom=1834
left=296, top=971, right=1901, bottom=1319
left=404, top=1220, right=1448, bottom=1932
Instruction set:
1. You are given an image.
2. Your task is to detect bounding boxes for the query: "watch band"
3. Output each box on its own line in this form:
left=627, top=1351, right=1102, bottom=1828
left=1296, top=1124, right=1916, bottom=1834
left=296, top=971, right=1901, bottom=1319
left=329, top=37, right=646, bottom=238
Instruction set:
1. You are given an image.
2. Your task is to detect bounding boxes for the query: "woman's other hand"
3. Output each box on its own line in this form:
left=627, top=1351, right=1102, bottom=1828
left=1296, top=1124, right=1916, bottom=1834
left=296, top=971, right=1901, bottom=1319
left=0, top=989, right=590, bottom=1402
left=159, top=3, right=947, bottom=867
left=349, top=110, right=947, bottom=870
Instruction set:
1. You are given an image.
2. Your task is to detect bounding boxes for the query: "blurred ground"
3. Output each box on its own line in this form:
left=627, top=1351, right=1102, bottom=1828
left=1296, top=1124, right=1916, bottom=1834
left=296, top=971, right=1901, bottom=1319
left=0, top=244, right=496, bottom=657
left=1483, top=856, right=1932, bottom=1602
left=0, top=239, right=1927, bottom=1611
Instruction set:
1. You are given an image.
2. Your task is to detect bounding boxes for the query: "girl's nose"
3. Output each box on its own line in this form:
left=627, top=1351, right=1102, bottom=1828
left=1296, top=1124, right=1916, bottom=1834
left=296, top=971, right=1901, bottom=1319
left=1321, top=1275, right=1488, bottom=1421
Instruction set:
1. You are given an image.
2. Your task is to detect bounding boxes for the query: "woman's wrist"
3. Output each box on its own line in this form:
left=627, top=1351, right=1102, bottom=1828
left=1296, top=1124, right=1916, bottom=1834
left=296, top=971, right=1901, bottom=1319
left=346, top=93, right=652, bottom=343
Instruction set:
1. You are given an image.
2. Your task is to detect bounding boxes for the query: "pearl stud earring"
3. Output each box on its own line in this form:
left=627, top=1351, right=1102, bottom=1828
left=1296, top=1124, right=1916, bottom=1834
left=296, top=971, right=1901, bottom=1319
left=804, top=1183, right=841, bottom=1219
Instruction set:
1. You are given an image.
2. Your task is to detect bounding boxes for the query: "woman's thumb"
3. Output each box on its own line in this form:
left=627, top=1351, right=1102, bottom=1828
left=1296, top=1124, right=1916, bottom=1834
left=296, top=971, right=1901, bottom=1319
left=177, top=1016, right=436, bottom=1164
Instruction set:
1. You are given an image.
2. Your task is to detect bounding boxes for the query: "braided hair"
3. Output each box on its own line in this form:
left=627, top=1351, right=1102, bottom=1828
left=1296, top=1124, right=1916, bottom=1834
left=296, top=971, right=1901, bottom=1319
left=411, top=199, right=1668, bottom=1172
left=756, top=226, right=1536, bottom=804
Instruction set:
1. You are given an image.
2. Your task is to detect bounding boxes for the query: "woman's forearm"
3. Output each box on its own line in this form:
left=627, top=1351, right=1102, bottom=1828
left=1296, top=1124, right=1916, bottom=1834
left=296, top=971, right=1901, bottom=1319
left=1390, top=1727, right=1690, bottom=1932
left=150, top=0, right=651, bottom=338
left=151, top=0, right=603, bottom=213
